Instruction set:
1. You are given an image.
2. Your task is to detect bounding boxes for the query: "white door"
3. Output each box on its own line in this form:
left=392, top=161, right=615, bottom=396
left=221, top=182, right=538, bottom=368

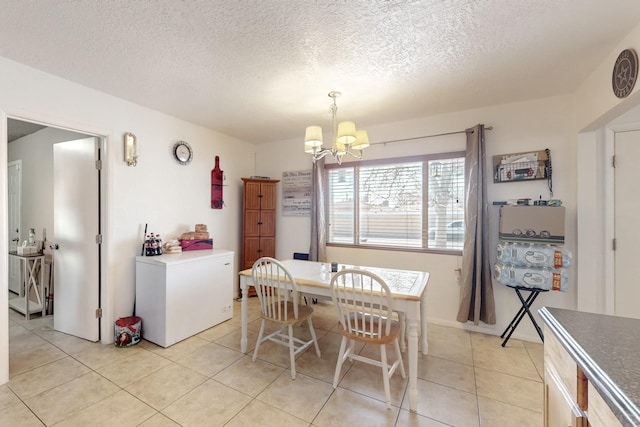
left=8, top=161, right=21, bottom=294
left=53, top=137, right=100, bottom=341
left=614, top=130, right=640, bottom=319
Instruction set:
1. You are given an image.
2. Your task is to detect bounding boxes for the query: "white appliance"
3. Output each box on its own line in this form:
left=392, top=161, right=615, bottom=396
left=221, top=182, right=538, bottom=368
left=135, top=249, right=234, bottom=347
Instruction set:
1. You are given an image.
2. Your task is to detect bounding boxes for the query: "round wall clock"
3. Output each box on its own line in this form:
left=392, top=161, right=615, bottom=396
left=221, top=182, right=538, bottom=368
left=612, top=48, right=638, bottom=98
left=173, top=141, right=193, bottom=165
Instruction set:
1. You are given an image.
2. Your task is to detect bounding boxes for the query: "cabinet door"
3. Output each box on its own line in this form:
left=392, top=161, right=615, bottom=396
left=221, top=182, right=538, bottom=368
left=260, top=237, right=276, bottom=258
left=260, top=182, right=277, bottom=210
left=243, top=237, right=261, bottom=269
left=545, top=365, right=586, bottom=427
left=546, top=331, right=579, bottom=402
left=244, top=181, right=262, bottom=210
left=260, top=209, right=276, bottom=236
left=587, top=382, right=622, bottom=427
left=244, top=210, right=261, bottom=237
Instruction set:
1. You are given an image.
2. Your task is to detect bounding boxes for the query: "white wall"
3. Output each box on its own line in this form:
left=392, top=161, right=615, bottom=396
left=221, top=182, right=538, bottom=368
left=8, top=126, right=88, bottom=243
left=574, top=21, right=640, bottom=315
left=0, top=110, right=8, bottom=384
left=575, top=129, right=611, bottom=314
left=257, top=94, right=577, bottom=340
left=575, top=22, right=640, bottom=132
left=0, top=57, right=257, bottom=384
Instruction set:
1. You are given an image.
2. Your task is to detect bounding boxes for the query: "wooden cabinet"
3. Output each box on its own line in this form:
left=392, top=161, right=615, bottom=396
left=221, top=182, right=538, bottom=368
left=241, top=178, right=279, bottom=294
left=544, top=333, right=587, bottom=426
left=135, top=250, right=234, bottom=347
left=587, top=382, right=623, bottom=427
left=540, top=308, right=636, bottom=427
left=543, top=326, right=623, bottom=427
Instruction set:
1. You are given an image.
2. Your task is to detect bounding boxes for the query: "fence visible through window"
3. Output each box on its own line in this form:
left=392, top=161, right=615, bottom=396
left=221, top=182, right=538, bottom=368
left=326, top=153, right=465, bottom=252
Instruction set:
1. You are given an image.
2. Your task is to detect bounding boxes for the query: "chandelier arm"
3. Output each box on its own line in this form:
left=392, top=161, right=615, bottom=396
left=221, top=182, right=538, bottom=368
left=311, top=148, right=335, bottom=163
left=311, top=148, right=363, bottom=164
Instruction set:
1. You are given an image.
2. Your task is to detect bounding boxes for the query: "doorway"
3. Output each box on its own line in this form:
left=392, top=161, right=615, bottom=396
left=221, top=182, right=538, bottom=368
left=6, top=118, right=102, bottom=342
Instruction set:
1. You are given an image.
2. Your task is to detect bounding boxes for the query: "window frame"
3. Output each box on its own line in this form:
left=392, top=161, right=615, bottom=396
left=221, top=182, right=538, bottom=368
left=325, top=151, right=466, bottom=255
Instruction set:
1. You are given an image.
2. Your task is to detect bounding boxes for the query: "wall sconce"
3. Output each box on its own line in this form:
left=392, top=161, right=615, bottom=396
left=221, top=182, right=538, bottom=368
left=124, top=132, right=139, bottom=166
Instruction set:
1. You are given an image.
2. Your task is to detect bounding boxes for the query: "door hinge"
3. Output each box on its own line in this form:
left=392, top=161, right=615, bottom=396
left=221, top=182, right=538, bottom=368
left=613, top=238, right=617, bottom=251
left=95, top=308, right=102, bottom=318
left=95, top=160, right=102, bottom=170
left=612, top=155, right=616, bottom=168
left=96, top=234, right=102, bottom=244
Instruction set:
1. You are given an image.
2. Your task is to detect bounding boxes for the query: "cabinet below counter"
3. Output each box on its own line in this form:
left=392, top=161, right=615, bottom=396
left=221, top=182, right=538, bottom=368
left=540, top=307, right=640, bottom=426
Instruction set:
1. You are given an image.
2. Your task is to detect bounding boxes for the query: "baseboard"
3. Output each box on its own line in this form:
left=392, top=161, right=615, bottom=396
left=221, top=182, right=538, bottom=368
left=427, top=317, right=542, bottom=344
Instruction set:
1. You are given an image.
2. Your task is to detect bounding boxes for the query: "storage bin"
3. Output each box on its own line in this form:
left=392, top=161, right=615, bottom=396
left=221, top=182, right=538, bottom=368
left=114, top=316, right=142, bottom=348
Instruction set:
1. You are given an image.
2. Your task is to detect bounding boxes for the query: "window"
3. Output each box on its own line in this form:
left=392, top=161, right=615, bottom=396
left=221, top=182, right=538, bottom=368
left=326, top=152, right=465, bottom=252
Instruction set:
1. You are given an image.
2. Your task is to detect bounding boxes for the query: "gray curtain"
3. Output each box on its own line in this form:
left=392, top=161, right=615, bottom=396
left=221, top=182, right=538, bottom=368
left=309, top=158, right=327, bottom=262
left=456, top=124, right=496, bottom=325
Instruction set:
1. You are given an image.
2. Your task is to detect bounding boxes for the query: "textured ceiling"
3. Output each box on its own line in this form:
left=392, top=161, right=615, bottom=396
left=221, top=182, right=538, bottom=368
left=1, top=1, right=640, bottom=145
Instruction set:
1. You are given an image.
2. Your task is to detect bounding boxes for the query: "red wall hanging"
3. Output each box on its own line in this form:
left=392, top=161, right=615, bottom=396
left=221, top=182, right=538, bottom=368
left=211, top=155, right=224, bottom=209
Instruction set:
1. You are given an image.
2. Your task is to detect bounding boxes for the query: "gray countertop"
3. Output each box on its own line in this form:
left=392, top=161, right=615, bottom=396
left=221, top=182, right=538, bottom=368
left=539, top=307, right=640, bottom=426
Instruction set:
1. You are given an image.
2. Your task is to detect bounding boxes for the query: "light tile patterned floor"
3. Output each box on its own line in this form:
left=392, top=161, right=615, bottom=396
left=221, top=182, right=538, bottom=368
left=2, top=297, right=544, bottom=426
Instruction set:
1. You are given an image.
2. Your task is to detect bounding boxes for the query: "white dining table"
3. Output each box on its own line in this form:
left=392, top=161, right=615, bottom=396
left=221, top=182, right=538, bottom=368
left=239, top=259, right=430, bottom=412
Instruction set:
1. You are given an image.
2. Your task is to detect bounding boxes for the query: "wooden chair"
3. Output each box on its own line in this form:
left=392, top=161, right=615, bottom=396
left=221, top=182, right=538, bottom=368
left=330, top=268, right=406, bottom=409
left=252, top=257, right=321, bottom=379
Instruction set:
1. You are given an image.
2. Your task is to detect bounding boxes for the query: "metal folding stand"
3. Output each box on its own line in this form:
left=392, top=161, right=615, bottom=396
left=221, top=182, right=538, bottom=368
left=500, top=286, right=549, bottom=347
left=295, top=252, right=318, bottom=305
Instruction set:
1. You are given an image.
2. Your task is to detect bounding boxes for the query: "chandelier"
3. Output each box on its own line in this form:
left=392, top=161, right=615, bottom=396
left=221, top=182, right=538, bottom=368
left=304, top=91, right=369, bottom=164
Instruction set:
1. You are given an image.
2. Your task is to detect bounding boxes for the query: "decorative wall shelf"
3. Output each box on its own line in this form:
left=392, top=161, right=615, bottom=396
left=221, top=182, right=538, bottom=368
left=493, top=149, right=550, bottom=183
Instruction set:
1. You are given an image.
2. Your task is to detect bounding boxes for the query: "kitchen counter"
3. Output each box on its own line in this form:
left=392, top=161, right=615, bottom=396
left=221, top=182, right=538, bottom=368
left=539, top=307, right=640, bottom=426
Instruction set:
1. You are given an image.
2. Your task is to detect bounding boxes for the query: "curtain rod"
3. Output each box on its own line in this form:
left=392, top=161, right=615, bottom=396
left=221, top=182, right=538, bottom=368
left=371, top=125, right=493, bottom=146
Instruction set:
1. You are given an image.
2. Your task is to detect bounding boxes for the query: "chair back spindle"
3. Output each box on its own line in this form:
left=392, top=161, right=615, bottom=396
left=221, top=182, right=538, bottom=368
left=331, top=269, right=394, bottom=341
left=252, top=257, right=299, bottom=321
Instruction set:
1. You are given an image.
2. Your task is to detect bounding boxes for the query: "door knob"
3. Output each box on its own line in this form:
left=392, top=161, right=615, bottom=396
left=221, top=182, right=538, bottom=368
left=11, top=238, right=19, bottom=242
left=51, top=243, right=59, bottom=250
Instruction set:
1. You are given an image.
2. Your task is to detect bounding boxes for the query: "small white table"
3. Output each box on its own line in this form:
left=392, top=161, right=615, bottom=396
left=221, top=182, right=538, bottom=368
left=239, top=259, right=429, bottom=412
left=8, top=251, right=46, bottom=320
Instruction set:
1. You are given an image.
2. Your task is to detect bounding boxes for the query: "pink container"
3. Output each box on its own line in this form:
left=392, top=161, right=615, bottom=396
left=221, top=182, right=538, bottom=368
left=179, top=239, right=213, bottom=251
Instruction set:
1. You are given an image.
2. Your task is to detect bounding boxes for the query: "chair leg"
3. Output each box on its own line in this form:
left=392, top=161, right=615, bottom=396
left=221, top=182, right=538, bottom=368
left=394, top=338, right=406, bottom=379
left=288, top=324, right=296, bottom=379
left=347, top=339, right=356, bottom=363
left=252, top=319, right=266, bottom=362
left=380, top=344, right=392, bottom=409
left=333, top=336, right=348, bottom=388
left=308, top=318, right=321, bottom=357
